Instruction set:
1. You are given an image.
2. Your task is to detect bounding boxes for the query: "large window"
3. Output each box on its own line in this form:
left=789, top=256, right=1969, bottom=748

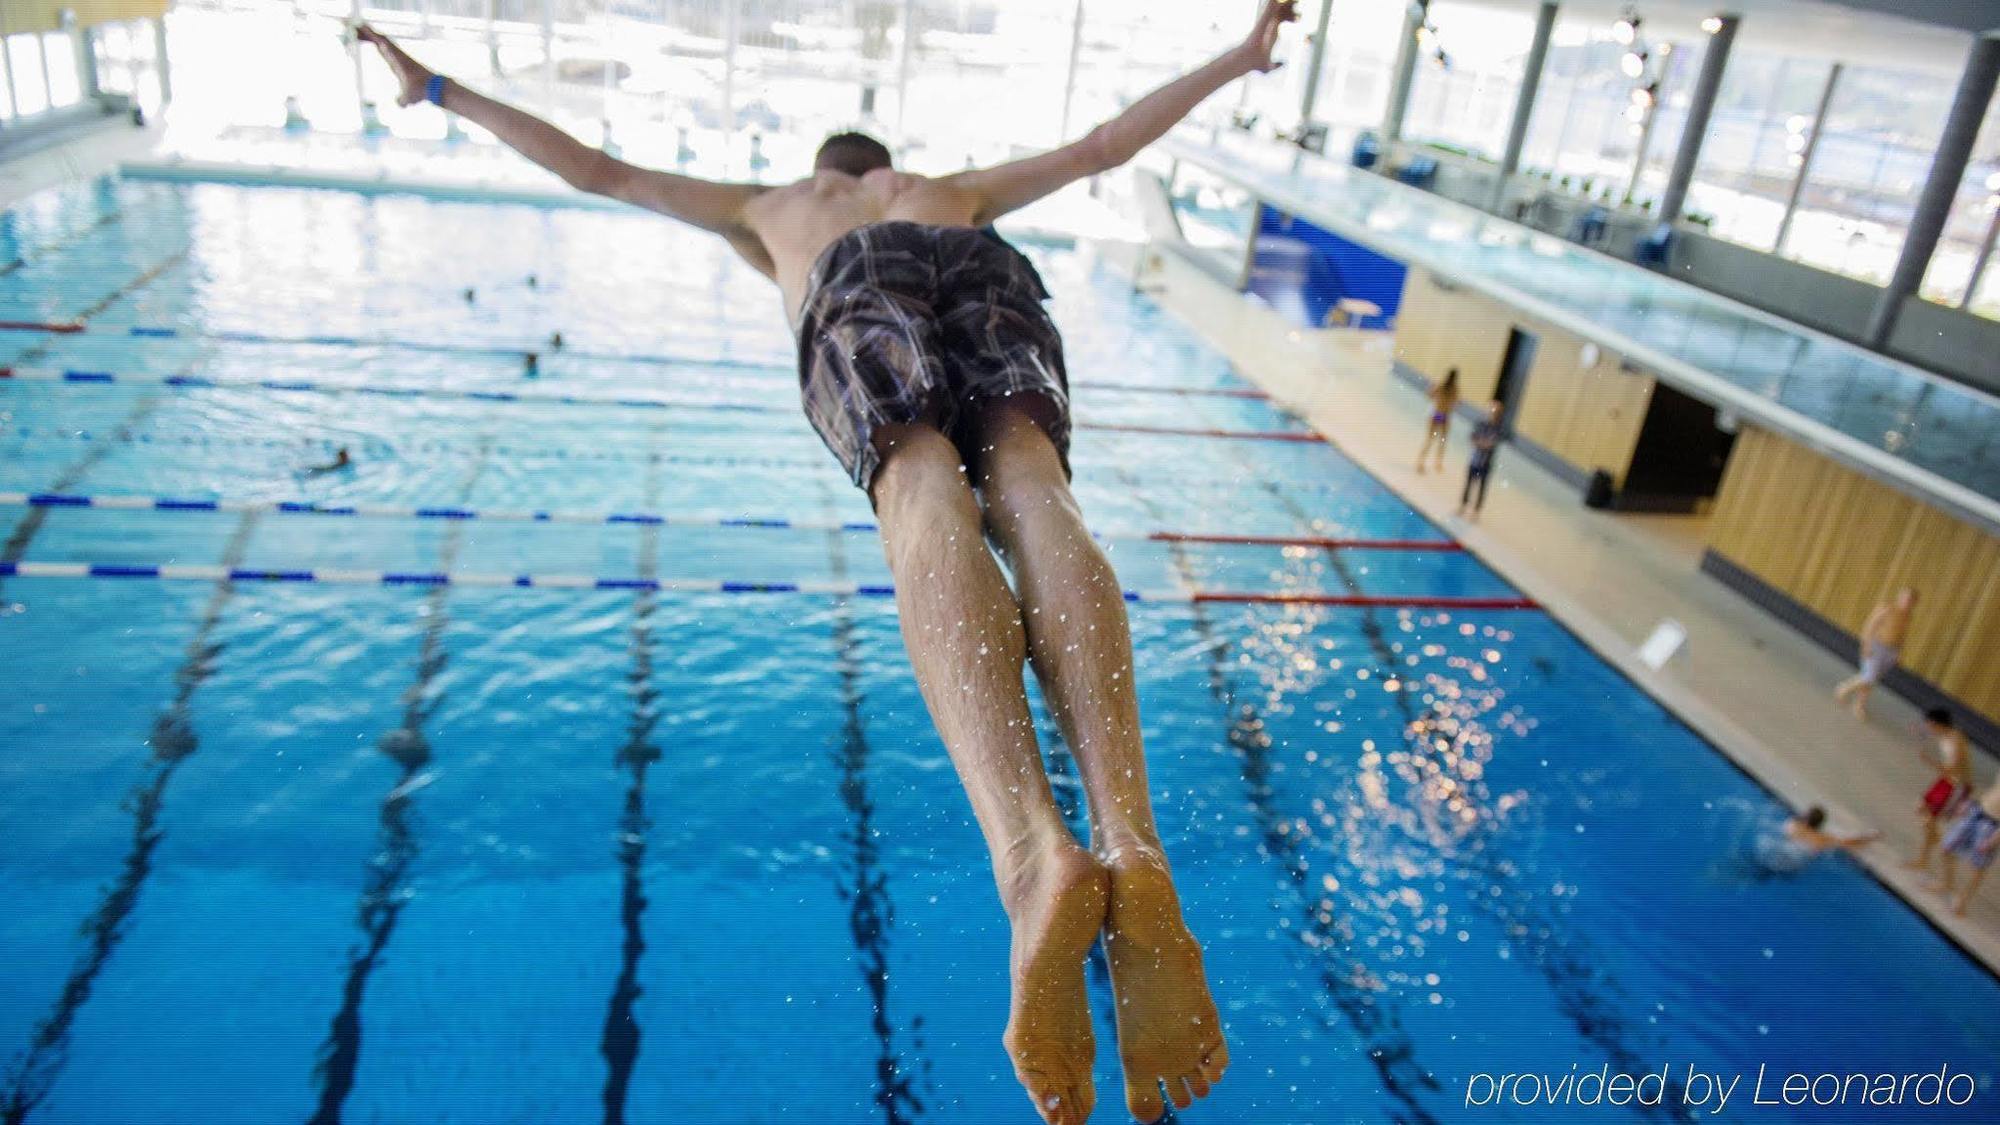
left=1779, top=63, right=1952, bottom=285
left=1518, top=23, right=1661, bottom=205
left=1919, top=91, right=2000, bottom=315
left=1298, top=0, right=1403, bottom=153
left=1684, top=53, right=1838, bottom=250
left=1400, top=2, right=1534, bottom=162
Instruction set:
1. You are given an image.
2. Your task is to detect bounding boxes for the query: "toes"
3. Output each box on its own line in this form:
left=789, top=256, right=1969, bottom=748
left=1203, top=1038, right=1231, bottom=1076
left=1165, top=1075, right=1194, bottom=1110
left=1186, top=1072, right=1212, bottom=1100
left=1126, top=1075, right=1167, bottom=1123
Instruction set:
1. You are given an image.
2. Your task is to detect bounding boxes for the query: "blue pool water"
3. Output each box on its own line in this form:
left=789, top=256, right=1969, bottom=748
left=1, top=179, right=1996, bottom=1124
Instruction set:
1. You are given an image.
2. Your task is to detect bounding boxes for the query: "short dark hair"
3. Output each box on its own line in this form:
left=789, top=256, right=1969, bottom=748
left=1802, top=806, right=1827, bottom=829
left=1924, top=707, right=1954, bottom=728
left=815, top=131, right=893, bottom=175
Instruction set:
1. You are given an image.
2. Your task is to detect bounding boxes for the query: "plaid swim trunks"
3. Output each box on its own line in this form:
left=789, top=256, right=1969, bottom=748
left=795, top=220, right=1071, bottom=492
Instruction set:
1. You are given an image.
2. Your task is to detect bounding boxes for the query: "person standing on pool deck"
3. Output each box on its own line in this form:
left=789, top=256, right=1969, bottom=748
left=1906, top=708, right=1974, bottom=875
left=360, top=8, right=1300, bottom=1122
left=1415, top=367, right=1458, bottom=474
left=1832, top=585, right=1916, bottom=720
left=1456, top=400, right=1503, bottom=518
left=1935, top=780, right=2000, bottom=916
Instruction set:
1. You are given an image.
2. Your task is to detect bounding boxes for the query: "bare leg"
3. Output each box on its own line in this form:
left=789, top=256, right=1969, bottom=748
left=1907, top=816, right=1941, bottom=871
left=868, top=423, right=1107, bottom=1125
left=972, top=405, right=1227, bottom=1124
left=1951, top=865, right=1988, bottom=916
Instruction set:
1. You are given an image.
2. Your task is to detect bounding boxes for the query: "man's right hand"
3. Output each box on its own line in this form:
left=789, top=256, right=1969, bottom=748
left=355, top=24, right=438, bottom=107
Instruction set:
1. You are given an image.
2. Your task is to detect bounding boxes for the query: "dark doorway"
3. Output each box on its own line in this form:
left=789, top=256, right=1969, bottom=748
left=1620, top=381, right=1739, bottom=512
left=1493, top=328, right=1538, bottom=430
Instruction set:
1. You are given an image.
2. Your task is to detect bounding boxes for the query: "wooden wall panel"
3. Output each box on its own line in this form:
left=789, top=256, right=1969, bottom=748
left=1391, top=269, right=1508, bottom=402
left=1391, top=272, right=1655, bottom=486
left=1707, top=426, right=2000, bottom=723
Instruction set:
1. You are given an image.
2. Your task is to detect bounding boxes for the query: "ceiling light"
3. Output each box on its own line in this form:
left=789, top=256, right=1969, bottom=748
left=1613, top=19, right=1636, bottom=45
left=1620, top=51, right=1647, bottom=78
left=1624, top=104, right=1647, bottom=124
left=1701, top=16, right=1723, bottom=33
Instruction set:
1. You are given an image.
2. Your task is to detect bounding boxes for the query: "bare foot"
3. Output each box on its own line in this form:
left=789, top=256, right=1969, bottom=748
left=1001, top=842, right=1111, bottom=1125
left=1102, top=845, right=1226, bottom=1122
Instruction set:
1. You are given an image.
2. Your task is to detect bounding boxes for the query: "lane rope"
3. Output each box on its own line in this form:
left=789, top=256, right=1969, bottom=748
left=0, top=324, right=1268, bottom=400
left=0, top=490, right=1462, bottom=551
left=0, top=365, right=1310, bottom=442
left=0, top=560, right=1538, bottom=608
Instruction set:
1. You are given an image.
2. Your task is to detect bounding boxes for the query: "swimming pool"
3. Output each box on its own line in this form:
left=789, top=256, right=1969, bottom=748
left=2, top=178, right=1995, bottom=1124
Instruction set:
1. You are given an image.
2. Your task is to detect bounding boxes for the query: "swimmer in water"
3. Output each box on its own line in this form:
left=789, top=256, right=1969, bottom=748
left=1783, top=806, right=1878, bottom=856
left=303, top=447, right=353, bottom=476
left=1750, top=806, right=1876, bottom=877
left=359, top=10, right=1301, bottom=1121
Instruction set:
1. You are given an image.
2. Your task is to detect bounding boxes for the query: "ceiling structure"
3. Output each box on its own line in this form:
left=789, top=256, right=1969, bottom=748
left=1448, top=0, right=1994, bottom=75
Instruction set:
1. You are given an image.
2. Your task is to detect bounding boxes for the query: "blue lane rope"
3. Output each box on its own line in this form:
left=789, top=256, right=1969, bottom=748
left=0, top=561, right=1542, bottom=608
left=0, top=323, right=1264, bottom=401
left=0, top=491, right=1461, bottom=552
left=0, top=365, right=1314, bottom=441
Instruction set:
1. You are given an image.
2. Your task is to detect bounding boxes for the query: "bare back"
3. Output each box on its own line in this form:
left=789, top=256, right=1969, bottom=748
left=1870, top=601, right=1914, bottom=648
left=741, top=169, right=985, bottom=324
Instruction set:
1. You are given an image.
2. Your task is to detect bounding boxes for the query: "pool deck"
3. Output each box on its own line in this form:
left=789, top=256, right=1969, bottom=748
left=1128, top=240, right=2000, bottom=977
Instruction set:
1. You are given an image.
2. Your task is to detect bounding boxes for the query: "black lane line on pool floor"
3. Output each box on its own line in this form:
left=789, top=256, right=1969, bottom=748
left=0, top=396, right=161, bottom=603
left=1117, top=465, right=1445, bottom=1125
left=1254, top=476, right=1696, bottom=1124
left=0, top=193, right=126, bottom=278
left=600, top=444, right=666, bottom=1125
left=822, top=483, right=933, bottom=1124
left=307, top=449, right=489, bottom=1125
left=0, top=237, right=203, bottom=598
left=0, top=511, right=261, bottom=1125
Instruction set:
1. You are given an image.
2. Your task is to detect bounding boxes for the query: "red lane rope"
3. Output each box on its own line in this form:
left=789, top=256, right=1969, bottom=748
left=1149, top=532, right=1462, bottom=552
left=0, top=320, right=82, bottom=333
left=1191, top=592, right=1539, bottom=610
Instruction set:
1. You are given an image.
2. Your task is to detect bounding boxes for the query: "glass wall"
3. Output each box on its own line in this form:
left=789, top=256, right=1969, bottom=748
left=1400, top=1, right=1533, bottom=162
left=1298, top=0, right=1403, bottom=153
left=1516, top=21, right=1691, bottom=207
left=1918, top=91, right=2000, bottom=314
left=1778, top=62, right=1951, bottom=285
left=1684, top=52, right=1838, bottom=250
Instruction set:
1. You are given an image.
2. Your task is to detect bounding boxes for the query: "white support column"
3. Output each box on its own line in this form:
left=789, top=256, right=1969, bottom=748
left=1625, top=43, right=1670, bottom=200
left=1962, top=202, right=2000, bottom=310
left=152, top=15, right=170, bottom=105
left=1296, top=0, right=1334, bottom=128
left=349, top=0, right=367, bottom=120
left=1381, top=0, right=1426, bottom=142
left=541, top=0, right=556, bottom=114
left=2, top=33, right=20, bottom=119
left=721, top=0, right=739, bottom=142
left=487, top=0, right=501, bottom=78
left=69, top=13, right=101, bottom=104
left=891, top=0, right=916, bottom=139
left=1489, top=1, right=1557, bottom=211
left=1058, top=0, right=1086, bottom=141
left=36, top=27, right=57, bottom=109
left=1774, top=62, right=1839, bottom=256
left=1866, top=31, right=2000, bottom=346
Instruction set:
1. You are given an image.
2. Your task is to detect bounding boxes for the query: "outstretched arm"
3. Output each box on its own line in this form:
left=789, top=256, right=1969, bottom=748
left=355, top=26, right=769, bottom=261
left=949, top=0, right=1296, bottom=226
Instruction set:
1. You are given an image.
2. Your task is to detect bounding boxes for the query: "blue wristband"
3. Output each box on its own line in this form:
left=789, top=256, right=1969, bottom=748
left=426, top=74, right=446, bottom=106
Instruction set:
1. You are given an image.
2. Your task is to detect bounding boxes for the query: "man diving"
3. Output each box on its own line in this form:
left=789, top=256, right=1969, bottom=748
left=358, top=6, right=1297, bottom=1120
